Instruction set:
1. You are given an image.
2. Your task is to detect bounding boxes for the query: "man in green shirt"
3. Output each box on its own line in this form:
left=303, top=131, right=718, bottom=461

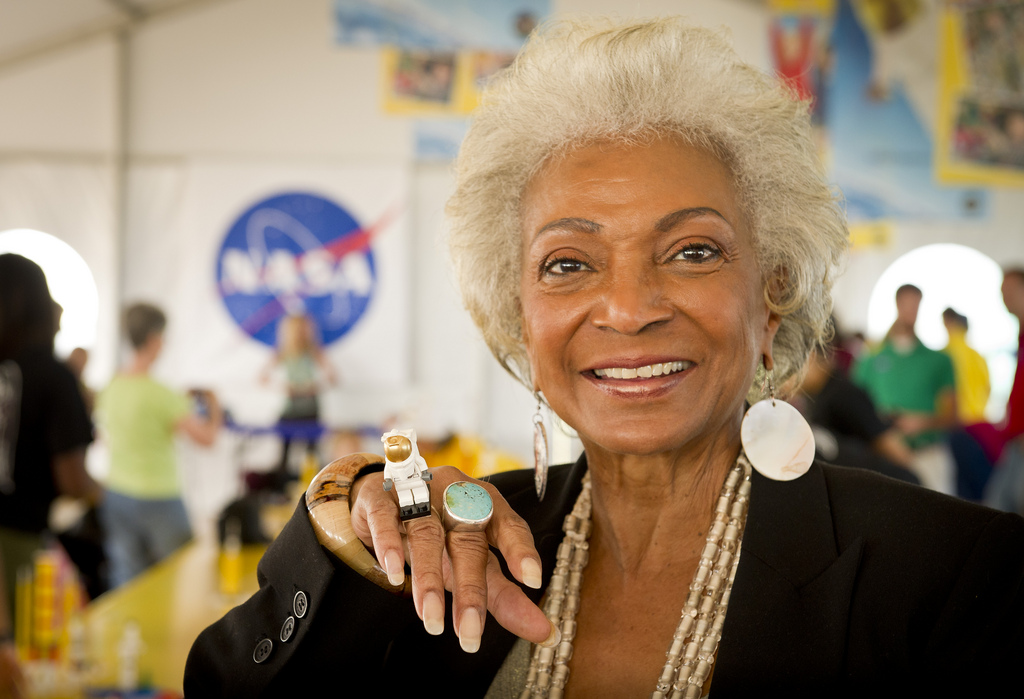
left=854, top=284, right=957, bottom=493
left=97, top=303, right=222, bottom=587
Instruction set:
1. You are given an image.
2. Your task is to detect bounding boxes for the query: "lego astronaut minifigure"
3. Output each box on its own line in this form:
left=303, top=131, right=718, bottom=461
left=382, top=428, right=433, bottom=520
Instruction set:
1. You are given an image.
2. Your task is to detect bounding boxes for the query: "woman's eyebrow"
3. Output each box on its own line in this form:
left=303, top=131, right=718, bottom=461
left=536, top=217, right=603, bottom=237
left=655, top=207, right=730, bottom=232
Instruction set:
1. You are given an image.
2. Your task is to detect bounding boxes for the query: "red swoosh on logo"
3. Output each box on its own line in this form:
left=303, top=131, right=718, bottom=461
left=234, top=203, right=402, bottom=337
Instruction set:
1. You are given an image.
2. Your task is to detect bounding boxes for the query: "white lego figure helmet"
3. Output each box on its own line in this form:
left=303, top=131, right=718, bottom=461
left=381, top=428, right=432, bottom=520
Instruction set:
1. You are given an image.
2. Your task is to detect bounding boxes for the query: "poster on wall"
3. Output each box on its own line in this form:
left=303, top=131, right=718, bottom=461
left=123, top=162, right=410, bottom=427
left=936, top=0, right=1024, bottom=186
left=335, top=1, right=545, bottom=121
left=216, top=191, right=393, bottom=350
left=414, top=119, right=470, bottom=161
left=381, top=48, right=514, bottom=116
left=770, top=0, right=988, bottom=236
left=768, top=1, right=833, bottom=165
left=334, top=0, right=546, bottom=51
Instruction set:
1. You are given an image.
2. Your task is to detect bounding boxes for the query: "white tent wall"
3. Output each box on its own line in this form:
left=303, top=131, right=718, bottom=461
left=0, top=34, right=120, bottom=388
left=0, top=35, right=118, bottom=154
left=0, top=0, right=1021, bottom=534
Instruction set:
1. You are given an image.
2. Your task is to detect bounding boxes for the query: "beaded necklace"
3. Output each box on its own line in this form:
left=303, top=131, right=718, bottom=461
left=519, top=454, right=752, bottom=699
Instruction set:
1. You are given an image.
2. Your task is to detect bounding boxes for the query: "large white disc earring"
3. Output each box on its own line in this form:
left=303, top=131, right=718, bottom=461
left=532, top=394, right=549, bottom=501
left=740, top=369, right=814, bottom=481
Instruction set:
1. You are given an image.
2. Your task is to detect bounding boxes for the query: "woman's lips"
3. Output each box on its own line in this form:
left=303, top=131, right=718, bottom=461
left=591, top=360, right=694, bottom=380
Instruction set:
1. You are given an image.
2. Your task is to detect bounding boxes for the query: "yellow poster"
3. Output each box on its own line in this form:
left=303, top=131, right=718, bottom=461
left=381, top=48, right=514, bottom=116
left=936, top=1, right=1024, bottom=187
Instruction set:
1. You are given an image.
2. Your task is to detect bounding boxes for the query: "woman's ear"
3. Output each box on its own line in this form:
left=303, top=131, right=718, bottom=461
left=761, top=309, right=782, bottom=372
left=760, top=268, right=785, bottom=369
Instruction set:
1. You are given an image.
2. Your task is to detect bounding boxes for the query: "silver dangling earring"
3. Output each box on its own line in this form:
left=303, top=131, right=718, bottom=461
left=532, top=393, right=549, bottom=501
left=740, top=365, right=815, bottom=481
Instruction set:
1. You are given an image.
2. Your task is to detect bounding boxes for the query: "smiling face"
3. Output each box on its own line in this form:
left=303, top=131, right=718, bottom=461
left=519, top=137, right=780, bottom=458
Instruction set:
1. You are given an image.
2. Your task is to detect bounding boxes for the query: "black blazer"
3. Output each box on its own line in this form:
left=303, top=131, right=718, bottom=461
left=184, top=459, right=1024, bottom=698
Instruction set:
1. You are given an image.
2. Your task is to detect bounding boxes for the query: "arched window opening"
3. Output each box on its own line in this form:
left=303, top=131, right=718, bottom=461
left=866, top=243, right=1017, bottom=422
left=0, top=229, right=99, bottom=359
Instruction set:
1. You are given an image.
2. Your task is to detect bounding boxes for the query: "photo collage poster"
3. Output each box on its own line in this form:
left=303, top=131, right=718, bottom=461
left=334, top=0, right=550, bottom=160
left=770, top=0, right=989, bottom=250
left=937, top=0, right=1024, bottom=186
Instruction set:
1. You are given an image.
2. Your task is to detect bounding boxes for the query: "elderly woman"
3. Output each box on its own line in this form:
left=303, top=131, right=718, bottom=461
left=185, top=17, right=1024, bottom=698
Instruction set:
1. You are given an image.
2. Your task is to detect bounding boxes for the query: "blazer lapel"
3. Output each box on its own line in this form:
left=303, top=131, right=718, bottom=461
left=713, top=464, right=864, bottom=695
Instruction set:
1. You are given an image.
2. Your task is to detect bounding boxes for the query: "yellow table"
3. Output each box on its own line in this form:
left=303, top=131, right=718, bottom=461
left=77, top=542, right=265, bottom=694
left=23, top=499, right=296, bottom=697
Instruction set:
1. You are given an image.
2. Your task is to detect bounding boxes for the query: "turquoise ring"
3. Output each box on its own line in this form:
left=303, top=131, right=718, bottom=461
left=442, top=481, right=494, bottom=532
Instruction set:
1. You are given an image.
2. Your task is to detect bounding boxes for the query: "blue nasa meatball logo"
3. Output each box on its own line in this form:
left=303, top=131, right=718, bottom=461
left=216, top=192, right=377, bottom=347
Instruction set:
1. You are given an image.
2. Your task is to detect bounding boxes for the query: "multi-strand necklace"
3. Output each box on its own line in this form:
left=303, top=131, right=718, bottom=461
left=519, top=453, right=752, bottom=699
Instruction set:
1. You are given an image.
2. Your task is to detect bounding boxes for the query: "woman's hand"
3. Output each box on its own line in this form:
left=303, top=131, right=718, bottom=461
left=349, top=466, right=556, bottom=653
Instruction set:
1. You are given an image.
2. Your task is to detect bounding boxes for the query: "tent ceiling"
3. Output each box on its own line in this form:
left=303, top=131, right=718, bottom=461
left=0, top=0, right=771, bottom=71
left=0, top=0, right=224, bottom=69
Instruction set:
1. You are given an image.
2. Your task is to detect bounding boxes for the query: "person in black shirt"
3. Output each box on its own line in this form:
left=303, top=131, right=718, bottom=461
left=797, top=342, right=920, bottom=484
left=0, top=253, right=102, bottom=636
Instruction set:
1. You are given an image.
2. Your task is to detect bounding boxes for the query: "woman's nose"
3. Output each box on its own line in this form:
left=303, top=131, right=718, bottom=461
left=590, top=267, right=673, bottom=335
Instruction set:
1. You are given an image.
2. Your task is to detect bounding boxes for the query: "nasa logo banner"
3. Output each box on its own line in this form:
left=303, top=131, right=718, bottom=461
left=216, top=191, right=376, bottom=347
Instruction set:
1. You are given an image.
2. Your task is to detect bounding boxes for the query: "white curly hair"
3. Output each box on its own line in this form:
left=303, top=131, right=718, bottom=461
left=447, top=16, right=848, bottom=400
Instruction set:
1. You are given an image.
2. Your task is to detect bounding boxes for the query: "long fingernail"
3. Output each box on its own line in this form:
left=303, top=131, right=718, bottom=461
left=422, top=592, right=444, bottom=636
left=459, top=608, right=482, bottom=653
left=384, top=551, right=404, bottom=587
left=540, top=620, right=561, bottom=648
left=521, top=558, right=542, bottom=589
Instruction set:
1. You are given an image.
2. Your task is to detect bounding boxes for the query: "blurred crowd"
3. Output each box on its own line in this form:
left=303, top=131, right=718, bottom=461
left=0, top=252, right=527, bottom=697
left=1, top=250, right=1022, bottom=697
left=1, top=254, right=227, bottom=697
left=794, top=268, right=1024, bottom=513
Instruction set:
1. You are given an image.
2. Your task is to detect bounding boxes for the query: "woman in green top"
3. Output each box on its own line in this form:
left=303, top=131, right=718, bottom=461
left=97, top=303, right=222, bottom=587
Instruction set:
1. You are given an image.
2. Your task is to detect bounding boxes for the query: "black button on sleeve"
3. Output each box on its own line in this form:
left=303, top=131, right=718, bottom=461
left=280, top=615, right=295, bottom=642
left=253, top=638, right=273, bottom=664
left=293, top=590, right=308, bottom=618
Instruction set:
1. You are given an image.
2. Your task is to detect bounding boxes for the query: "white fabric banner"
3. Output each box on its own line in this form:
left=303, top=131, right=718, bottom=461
left=123, top=160, right=412, bottom=430
left=0, top=160, right=118, bottom=383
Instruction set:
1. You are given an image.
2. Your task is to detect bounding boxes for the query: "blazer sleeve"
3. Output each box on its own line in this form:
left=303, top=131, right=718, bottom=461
left=183, top=497, right=418, bottom=698
left=924, top=511, right=1024, bottom=678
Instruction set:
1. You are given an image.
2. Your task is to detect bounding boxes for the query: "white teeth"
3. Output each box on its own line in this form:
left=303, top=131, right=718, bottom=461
left=594, top=361, right=692, bottom=379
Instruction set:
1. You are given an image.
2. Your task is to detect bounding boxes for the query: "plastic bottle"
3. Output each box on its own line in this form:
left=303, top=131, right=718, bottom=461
left=116, top=620, right=143, bottom=691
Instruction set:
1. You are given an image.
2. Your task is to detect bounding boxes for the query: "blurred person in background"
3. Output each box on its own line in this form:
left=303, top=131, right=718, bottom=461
left=65, top=347, right=95, bottom=416
left=96, top=303, right=223, bottom=587
left=942, top=308, right=990, bottom=425
left=0, top=254, right=101, bottom=637
left=261, top=312, right=337, bottom=487
left=853, top=284, right=958, bottom=493
left=941, top=308, right=995, bottom=500
left=983, top=268, right=1024, bottom=514
left=797, top=337, right=918, bottom=484
left=0, top=553, right=25, bottom=699
left=826, top=320, right=866, bottom=378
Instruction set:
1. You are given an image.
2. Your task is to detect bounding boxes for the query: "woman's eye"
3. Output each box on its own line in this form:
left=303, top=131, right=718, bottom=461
left=544, top=258, right=588, bottom=275
left=673, top=243, right=721, bottom=263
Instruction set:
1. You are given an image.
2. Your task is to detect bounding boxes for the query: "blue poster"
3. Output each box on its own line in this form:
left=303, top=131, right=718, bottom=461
left=334, top=0, right=549, bottom=51
left=216, top=192, right=377, bottom=347
left=826, top=0, right=987, bottom=221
